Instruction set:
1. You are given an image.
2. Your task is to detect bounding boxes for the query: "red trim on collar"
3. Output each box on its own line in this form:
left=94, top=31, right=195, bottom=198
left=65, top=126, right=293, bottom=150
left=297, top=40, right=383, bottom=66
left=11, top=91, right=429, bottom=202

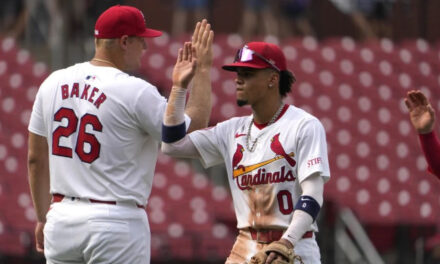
left=253, top=104, right=289, bottom=129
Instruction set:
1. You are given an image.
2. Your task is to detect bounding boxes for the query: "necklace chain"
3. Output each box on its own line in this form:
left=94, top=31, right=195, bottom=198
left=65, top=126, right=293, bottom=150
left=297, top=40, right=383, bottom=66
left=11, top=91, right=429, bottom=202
left=246, top=104, right=284, bottom=152
left=91, top=58, right=117, bottom=68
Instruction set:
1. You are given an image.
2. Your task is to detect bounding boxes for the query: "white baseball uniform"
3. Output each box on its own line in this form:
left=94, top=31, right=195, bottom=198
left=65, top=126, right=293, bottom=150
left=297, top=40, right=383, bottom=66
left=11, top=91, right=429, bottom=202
left=189, top=104, right=330, bottom=263
left=28, top=62, right=189, bottom=264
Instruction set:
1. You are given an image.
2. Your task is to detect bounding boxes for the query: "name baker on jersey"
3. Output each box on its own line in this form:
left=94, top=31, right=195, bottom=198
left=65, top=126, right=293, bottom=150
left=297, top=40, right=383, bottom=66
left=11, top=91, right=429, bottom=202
left=60, top=82, right=107, bottom=109
left=232, top=133, right=297, bottom=190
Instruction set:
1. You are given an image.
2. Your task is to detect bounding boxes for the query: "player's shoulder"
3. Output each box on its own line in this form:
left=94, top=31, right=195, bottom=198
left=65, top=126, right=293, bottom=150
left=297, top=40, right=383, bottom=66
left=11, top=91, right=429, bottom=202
left=43, top=62, right=91, bottom=82
left=286, top=105, right=319, bottom=122
left=285, top=105, right=324, bottom=127
left=38, top=65, right=75, bottom=91
left=112, top=72, right=158, bottom=94
left=44, top=65, right=72, bottom=80
left=77, top=62, right=157, bottom=92
left=217, top=115, right=250, bottom=128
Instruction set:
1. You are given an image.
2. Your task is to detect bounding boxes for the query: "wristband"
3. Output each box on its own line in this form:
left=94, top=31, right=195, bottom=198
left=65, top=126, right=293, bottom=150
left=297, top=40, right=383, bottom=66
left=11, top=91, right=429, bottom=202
left=294, top=195, right=320, bottom=221
left=162, top=122, right=186, bottom=143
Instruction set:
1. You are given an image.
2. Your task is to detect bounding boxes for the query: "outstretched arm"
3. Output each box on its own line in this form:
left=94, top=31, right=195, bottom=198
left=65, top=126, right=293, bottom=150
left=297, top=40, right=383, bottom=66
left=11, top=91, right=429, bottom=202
left=164, top=41, right=197, bottom=127
left=405, top=90, right=440, bottom=177
left=185, top=19, right=214, bottom=132
left=162, top=21, right=214, bottom=157
left=162, top=50, right=201, bottom=158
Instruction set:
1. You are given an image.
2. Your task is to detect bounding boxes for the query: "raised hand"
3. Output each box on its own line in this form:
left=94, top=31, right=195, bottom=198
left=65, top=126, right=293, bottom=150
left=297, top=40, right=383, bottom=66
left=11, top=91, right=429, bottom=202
left=172, top=42, right=197, bottom=89
left=405, top=90, right=436, bottom=134
left=191, top=19, right=214, bottom=70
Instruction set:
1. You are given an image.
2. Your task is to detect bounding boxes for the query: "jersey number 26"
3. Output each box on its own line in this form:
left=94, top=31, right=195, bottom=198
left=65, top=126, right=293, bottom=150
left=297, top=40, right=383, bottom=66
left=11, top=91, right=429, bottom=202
left=52, top=107, right=103, bottom=163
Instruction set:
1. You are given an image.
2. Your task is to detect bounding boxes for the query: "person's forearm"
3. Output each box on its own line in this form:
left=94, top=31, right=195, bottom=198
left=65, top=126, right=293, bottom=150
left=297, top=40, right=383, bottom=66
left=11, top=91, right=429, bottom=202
left=28, top=133, right=51, bottom=222
left=164, top=86, right=187, bottom=126
left=185, top=68, right=211, bottom=133
left=29, top=173, right=51, bottom=222
left=281, top=210, right=313, bottom=246
left=419, top=130, right=440, bottom=177
left=161, top=136, right=200, bottom=158
left=28, top=156, right=51, bottom=222
left=281, top=174, right=324, bottom=246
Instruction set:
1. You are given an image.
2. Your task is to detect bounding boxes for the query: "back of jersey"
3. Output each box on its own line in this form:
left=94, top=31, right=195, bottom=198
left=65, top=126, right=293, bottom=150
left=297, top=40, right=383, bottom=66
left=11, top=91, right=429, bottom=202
left=28, top=62, right=167, bottom=205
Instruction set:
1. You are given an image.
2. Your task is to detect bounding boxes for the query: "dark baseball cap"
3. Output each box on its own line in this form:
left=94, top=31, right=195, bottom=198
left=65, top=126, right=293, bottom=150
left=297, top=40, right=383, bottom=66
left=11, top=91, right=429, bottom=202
left=223, top=42, right=287, bottom=72
left=94, top=5, right=162, bottom=39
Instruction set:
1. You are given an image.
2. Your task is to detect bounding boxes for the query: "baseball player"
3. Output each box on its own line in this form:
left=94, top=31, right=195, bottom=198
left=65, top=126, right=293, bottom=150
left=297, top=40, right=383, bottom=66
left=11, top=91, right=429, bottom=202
left=405, top=90, right=440, bottom=177
left=162, top=42, right=330, bottom=263
left=27, top=5, right=213, bottom=264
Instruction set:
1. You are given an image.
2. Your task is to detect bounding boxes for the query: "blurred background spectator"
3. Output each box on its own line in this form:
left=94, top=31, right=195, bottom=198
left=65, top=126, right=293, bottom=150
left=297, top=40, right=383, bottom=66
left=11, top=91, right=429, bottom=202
left=366, top=0, right=396, bottom=39
left=329, top=0, right=396, bottom=40
left=276, top=0, right=316, bottom=39
left=239, top=0, right=278, bottom=40
left=171, top=0, right=210, bottom=37
left=0, top=0, right=27, bottom=40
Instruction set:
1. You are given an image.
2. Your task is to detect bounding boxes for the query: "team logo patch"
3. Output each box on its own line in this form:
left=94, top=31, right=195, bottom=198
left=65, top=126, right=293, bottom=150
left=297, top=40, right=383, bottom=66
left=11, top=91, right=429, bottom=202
left=232, top=133, right=296, bottom=178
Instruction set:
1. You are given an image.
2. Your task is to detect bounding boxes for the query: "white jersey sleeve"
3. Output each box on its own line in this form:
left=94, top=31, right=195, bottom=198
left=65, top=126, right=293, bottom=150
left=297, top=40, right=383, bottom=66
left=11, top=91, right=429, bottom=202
left=296, top=118, right=330, bottom=183
left=29, top=71, right=62, bottom=137
left=188, top=118, right=237, bottom=168
left=134, top=83, right=168, bottom=141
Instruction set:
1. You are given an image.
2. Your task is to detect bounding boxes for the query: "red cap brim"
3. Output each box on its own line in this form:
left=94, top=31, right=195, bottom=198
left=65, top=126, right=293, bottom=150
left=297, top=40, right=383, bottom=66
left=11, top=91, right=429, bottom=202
left=222, top=62, right=268, bottom=71
left=139, top=28, right=162, bottom=38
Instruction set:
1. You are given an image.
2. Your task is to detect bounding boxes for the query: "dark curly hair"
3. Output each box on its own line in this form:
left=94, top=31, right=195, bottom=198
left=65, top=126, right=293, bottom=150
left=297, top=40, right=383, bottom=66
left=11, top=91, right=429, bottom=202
left=279, top=70, right=296, bottom=97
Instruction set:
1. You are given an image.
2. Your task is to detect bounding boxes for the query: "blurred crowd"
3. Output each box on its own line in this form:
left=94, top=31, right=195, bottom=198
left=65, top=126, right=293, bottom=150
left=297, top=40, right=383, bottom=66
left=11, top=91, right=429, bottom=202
left=0, top=0, right=123, bottom=69
left=0, top=0, right=412, bottom=69
left=169, top=0, right=400, bottom=40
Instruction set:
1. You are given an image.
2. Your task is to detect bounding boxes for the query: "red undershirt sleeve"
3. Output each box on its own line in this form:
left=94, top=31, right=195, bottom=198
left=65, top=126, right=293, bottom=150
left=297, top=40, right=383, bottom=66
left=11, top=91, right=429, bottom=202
left=418, top=131, right=440, bottom=178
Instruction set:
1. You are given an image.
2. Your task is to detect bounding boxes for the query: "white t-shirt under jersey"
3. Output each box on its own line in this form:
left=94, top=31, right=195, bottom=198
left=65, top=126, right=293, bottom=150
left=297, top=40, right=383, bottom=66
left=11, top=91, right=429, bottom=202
left=29, top=62, right=189, bottom=206
left=189, top=104, right=330, bottom=231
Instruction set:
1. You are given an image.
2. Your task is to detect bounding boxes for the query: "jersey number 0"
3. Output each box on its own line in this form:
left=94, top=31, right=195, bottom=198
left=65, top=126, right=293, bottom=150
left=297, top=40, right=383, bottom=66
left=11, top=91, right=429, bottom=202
left=52, top=107, right=103, bottom=163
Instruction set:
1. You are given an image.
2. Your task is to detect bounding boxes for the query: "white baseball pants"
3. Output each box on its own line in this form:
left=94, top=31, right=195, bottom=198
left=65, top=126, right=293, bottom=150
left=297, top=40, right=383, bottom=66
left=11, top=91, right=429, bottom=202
left=44, top=198, right=150, bottom=264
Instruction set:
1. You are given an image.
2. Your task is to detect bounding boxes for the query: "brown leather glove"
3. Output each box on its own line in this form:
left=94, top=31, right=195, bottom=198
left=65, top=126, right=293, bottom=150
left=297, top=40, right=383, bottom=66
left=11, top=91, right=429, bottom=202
left=249, top=241, right=304, bottom=264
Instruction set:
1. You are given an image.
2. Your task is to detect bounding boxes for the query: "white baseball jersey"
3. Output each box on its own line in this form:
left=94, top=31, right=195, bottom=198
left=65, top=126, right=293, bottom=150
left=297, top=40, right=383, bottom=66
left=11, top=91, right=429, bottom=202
left=189, top=104, right=330, bottom=231
left=28, top=62, right=189, bottom=205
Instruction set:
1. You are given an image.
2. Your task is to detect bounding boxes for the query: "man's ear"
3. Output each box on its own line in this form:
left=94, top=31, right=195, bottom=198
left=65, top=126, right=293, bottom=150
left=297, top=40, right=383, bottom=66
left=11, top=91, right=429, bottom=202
left=268, top=71, right=280, bottom=86
left=119, top=35, right=129, bottom=50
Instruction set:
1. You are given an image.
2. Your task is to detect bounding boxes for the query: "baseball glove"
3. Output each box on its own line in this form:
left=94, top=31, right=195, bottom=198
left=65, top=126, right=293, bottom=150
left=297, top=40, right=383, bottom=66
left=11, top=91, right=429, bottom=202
left=249, top=241, right=304, bottom=264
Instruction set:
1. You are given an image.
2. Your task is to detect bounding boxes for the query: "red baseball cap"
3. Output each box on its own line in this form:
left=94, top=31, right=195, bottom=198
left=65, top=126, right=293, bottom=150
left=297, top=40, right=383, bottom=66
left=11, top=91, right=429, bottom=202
left=223, top=42, right=287, bottom=72
left=94, top=5, right=162, bottom=39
